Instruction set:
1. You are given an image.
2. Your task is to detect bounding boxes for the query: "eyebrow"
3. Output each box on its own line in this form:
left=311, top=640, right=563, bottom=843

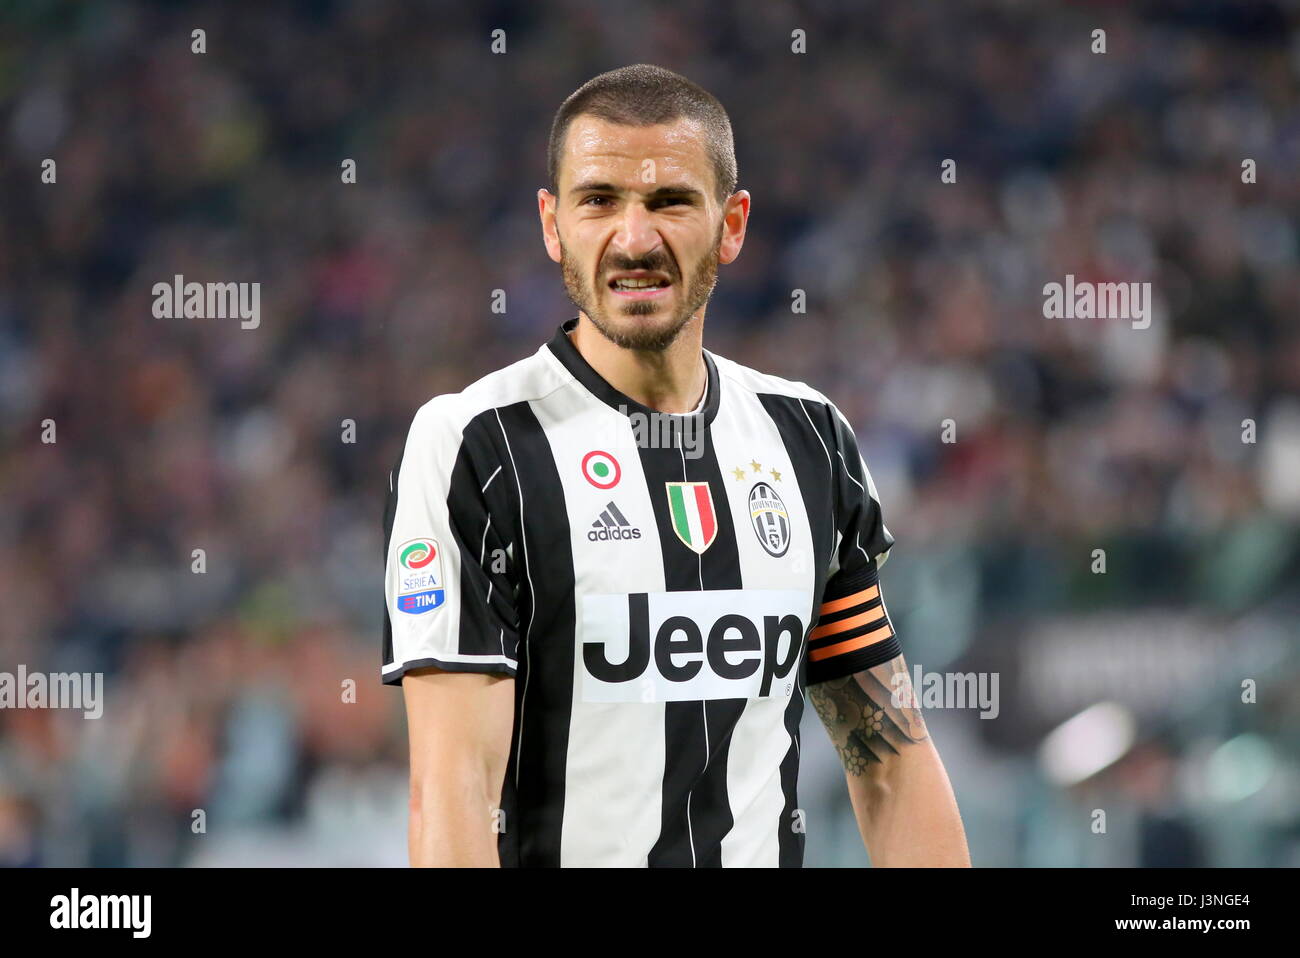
left=569, top=180, right=704, bottom=200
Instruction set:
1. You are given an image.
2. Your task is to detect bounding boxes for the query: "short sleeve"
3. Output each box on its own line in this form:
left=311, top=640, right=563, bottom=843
left=805, top=400, right=900, bottom=686
left=381, top=400, right=521, bottom=685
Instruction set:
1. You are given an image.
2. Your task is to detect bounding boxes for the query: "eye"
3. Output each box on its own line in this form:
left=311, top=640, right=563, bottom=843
left=582, top=195, right=612, bottom=207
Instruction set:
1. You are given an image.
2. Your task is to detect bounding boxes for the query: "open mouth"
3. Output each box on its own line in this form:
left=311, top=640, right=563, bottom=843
left=608, top=274, right=673, bottom=298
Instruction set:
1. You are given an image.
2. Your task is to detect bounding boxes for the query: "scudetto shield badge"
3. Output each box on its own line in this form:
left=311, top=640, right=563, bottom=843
left=665, top=481, right=717, bottom=554
left=748, top=481, right=790, bottom=557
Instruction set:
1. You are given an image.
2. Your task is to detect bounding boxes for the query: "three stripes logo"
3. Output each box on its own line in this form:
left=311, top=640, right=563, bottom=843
left=588, top=501, right=642, bottom=542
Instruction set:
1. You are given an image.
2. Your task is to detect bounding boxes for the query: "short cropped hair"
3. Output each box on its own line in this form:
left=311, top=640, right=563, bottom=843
left=547, top=63, right=738, bottom=205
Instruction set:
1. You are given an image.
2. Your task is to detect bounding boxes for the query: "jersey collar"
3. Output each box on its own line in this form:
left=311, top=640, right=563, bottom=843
left=546, top=316, right=721, bottom=428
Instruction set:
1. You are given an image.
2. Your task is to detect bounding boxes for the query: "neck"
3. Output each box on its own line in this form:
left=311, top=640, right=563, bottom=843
left=570, top=312, right=708, bottom=414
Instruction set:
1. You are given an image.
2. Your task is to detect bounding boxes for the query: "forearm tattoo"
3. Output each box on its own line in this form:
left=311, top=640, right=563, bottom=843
left=808, top=654, right=929, bottom=775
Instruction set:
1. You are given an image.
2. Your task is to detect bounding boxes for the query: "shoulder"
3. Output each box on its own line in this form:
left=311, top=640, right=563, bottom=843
left=709, top=350, right=836, bottom=409
left=407, top=346, right=571, bottom=444
left=710, top=350, right=854, bottom=443
left=710, top=352, right=880, bottom=509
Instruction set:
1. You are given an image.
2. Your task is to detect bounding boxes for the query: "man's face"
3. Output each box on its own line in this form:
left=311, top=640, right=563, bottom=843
left=541, top=115, right=745, bottom=352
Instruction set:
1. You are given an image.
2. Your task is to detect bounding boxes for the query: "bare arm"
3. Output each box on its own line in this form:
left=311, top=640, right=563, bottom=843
left=808, top=653, right=970, bottom=866
left=402, top=666, right=515, bottom=867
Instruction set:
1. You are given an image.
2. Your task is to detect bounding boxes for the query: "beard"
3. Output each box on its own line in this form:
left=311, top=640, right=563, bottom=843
left=559, top=218, right=723, bottom=352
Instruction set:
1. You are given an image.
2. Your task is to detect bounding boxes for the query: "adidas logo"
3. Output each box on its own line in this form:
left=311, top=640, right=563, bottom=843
left=588, top=501, right=642, bottom=542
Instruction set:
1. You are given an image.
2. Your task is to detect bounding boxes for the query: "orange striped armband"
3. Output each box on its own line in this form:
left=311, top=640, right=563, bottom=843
left=807, top=583, right=893, bottom=662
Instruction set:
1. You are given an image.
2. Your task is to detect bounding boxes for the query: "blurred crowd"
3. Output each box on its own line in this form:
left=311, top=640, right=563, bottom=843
left=0, top=0, right=1296, bottom=866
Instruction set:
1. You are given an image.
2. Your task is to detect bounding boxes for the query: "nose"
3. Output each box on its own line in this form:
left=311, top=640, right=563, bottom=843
left=611, top=201, right=662, bottom=264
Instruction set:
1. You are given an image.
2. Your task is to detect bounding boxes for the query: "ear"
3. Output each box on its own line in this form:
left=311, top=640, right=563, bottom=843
left=717, top=190, right=751, bottom=266
left=538, top=188, right=562, bottom=264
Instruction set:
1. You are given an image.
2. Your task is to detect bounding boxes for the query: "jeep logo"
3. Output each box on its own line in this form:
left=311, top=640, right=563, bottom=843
left=579, top=589, right=807, bottom=703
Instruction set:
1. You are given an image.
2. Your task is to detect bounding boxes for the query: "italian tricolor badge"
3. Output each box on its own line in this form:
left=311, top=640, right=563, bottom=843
left=666, top=481, right=718, bottom=554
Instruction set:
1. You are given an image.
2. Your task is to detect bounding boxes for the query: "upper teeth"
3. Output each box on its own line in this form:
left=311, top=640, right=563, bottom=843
left=614, top=277, right=665, bottom=288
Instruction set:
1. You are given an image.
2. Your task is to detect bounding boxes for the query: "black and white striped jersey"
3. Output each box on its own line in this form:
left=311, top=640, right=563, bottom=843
left=382, top=316, right=899, bottom=867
